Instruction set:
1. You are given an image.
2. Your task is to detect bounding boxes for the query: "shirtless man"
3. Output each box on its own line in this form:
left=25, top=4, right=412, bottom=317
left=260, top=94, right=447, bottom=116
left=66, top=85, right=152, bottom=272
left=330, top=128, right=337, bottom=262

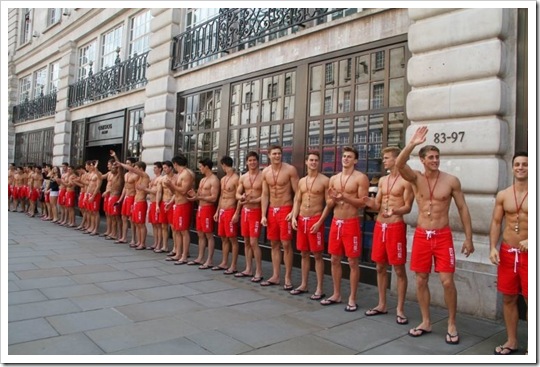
left=85, top=160, right=103, bottom=236
left=11, top=167, right=26, bottom=212
left=260, top=145, right=299, bottom=289
left=321, top=147, right=369, bottom=312
left=72, top=164, right=89, bottom=231
left=156, top=160, right=175, bottom=253
left=163, top=155, right=195, bottom=264
left=138, top=162, right=163, bottom=250
left=396, top=126, right=474, bottom=344
left=115, top=160, right=151, bottom=250
left=290, top=152, right=331, bottom=300
left=8, top=163, right=15, bottom=211
left=102, top=158, right=124, bottom=240
left=111, top=151, right=138, bottom=245
left=363, top=147, right=414, bottom=324
left=27, top=166, right=43, bottom=217
left=212, top=156, right=240, bottom=274
left=63, top=165, right=77, bottom=227
left=234, top=151, right=264, bottom=282
left=489, top=152, right=528, bottom=355
left=187, top=158, right=220, bottom=269
left=57, top=162, right=69, bottom=225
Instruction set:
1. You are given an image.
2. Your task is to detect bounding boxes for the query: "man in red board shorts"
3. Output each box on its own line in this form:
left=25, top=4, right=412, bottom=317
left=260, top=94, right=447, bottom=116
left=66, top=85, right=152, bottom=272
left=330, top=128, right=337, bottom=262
left=489, top=152, right=528, bottom=355
left=187, top=158, right=220, bottom=269
left=260, top=145, right=299, bottom=290
left=363, top=147, right=414, bottom=325
left=290, top=151, right=331, bottom=300
left=396, top=126, right=474, bottom=345
left=321, top=147, right=369, bottom=312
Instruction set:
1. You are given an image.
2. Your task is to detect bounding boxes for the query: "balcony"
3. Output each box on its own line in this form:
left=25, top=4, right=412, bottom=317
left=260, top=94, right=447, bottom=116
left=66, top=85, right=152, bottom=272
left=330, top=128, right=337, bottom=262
left=12, top=89, right=57, bottom=124
left=172, top=8, right=348, bottom=70
left=68, top=51, right=149, bottom=108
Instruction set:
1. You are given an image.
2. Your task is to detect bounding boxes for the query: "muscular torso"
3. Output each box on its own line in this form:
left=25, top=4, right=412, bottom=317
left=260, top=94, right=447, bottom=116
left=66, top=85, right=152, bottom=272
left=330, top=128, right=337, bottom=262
left=219, top=173, right=239, bottom=209
left=376, top=175, right=409, bottom=224
left=499, top=186, right=528, bottom=247
left=298, top=173, right=328, bottom=217
left=412, top=171, right=454, bottom=230
left=239, top=170, right=262, bottom=209
left=263, top=163, right=295, bottom=207
left=124, top=172, right=138, bottom=197
left=197, top=174, right=219, bottom=206
left=329, top=170, right=367, bottom=220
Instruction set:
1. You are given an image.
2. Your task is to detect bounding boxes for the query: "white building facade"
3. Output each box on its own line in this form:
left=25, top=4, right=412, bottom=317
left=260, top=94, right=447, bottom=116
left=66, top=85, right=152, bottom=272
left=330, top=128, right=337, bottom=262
left=6, top=7, right=529, bottom=319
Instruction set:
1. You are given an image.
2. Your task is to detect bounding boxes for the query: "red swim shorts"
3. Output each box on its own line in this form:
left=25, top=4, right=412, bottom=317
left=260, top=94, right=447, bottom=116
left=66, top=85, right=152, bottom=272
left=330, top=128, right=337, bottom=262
left=241, top=207, right=262, bottom=238
left=296, top=214, right=325, bottom=253
left=328, top=217, right=361, bottom=258
left=196, top=205, right=216, bottom=233
left=371, top=221, right=407, bottom=265
left=410, top=226, right=455, bottom=273
left=497, top=243, right=528, bottom=297
left=266, top=206, right=293, bottom=241
left=217, top=207, right=238, bottom=237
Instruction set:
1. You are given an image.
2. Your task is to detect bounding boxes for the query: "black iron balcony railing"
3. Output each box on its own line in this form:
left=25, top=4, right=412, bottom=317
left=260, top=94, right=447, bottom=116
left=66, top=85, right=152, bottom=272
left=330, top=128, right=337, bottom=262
left=68, top=51, right=149, bottom=108
left=12, top=89, right=57, bottom=124
left=172, top=8, right=346, bottom=70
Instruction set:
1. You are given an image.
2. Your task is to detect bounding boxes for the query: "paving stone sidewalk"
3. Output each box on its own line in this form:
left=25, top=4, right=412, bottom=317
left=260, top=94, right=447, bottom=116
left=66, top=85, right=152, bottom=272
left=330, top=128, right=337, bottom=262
left=5, top=212, right=531, bottom=363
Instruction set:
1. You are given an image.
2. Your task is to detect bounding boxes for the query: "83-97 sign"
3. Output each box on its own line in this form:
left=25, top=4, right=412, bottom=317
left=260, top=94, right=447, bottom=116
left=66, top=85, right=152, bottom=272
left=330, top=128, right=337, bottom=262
left=433, top=131, right=465, bottom=144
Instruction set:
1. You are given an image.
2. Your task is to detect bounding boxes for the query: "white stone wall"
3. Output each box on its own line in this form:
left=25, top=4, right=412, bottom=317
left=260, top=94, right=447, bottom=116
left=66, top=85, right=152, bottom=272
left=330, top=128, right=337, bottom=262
left=405, top=8, right=518, bottom=319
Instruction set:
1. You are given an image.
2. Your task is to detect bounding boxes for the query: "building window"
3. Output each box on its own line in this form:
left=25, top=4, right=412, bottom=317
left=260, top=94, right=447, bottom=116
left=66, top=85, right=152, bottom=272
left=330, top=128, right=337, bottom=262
left=49, top=61, right=60, bottom=92
left=176, top=89, right=222, bottom=172
left=227, top=70, right=296, bottom=170
left=308, top=44, right=408, bottom=177
left=129, top=10, right=151, bottom=57
left=19, top=75, right=31, bottom=103
left=47, top=8, right=61, bottom=26
left=33, top=67, right=47, bottom=98
left=20, top=9, right=31, bottom=45
left=14, top=129, right=54, bottom=166
left=101, top=25, right=124, bottom=69
left=78, top=41, right=96, bottom=80
left=127, top=108, right=145, bottom=160
left=70, top=120, right=85, bottom=167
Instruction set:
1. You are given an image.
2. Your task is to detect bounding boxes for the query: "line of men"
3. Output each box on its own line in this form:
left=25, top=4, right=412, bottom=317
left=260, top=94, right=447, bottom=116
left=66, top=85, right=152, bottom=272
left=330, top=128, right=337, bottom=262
left=8, top=126, right=527, bottom=354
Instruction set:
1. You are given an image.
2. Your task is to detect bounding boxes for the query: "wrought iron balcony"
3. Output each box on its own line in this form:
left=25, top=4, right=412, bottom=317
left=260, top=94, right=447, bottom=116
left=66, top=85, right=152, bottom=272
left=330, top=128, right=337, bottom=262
left=12, top=89, right=57, bottom=124
left=68, top=51, right=149, bottom=108
left=172, top=8, right=347, bottom=70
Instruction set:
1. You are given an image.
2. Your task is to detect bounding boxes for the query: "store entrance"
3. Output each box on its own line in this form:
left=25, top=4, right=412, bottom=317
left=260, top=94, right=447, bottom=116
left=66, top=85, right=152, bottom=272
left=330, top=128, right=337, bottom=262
left=85, top=144, right=122, bottom=216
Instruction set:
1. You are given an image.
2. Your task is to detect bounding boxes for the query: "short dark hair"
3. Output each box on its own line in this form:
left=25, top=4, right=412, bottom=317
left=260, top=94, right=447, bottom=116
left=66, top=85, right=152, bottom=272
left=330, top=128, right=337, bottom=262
left=220, top=156, right=233, bottom=167
left=247, top=151, right=259, bottom=161
left=269, top=145, right=283, bottom=153
left=134, top=161, right=147, bottom=171
left=512, top=151, right=528, bottom=164
left=306, top=151, right=320, bottom=160
left=162, top=160, right=173, bottom=168
left=343, top=146, right=359, bottom=160
left=419, top=145, right=440, bottom=158
left=199, top=158, right=213, bottom=170
left=172, top=155, right=187, bottom=167
left=153, top=161, right=163, bottom=170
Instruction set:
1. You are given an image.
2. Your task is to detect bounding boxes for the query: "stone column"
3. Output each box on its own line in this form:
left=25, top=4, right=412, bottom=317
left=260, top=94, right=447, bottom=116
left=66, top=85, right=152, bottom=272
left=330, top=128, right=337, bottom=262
left=405, top=8, right=517, bottom=319
left=140, top=8, right=181, bottom=163
left=52, top=40, right=78, bottom=166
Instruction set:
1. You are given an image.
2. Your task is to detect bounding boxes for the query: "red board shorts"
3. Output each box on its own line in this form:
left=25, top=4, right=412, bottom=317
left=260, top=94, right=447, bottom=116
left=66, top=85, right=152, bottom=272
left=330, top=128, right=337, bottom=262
left=87, top=193, right=101, bottom=212
left=108, top=195, right=121, bottom=216
left=241, top=207, right=262, bottom=239
left=371, top=221, right=407, bottom=265
left=121, top=195, right=135, bottom=217
left=79, top=192, right=86, bottom=210
left=296, top=214, right=324, bottom=253
left=131, top=200, right=148, bottom=224
left=44, top=192, right=50, bottom=203
left=12, top=186, right=21, bottom=200
left=196, top=205, right=216, bottom=233
left=217, top=207, right=238, bottom=237
left=497, top=243, right=528, bottom=297
left=58, top=188, right=66, bottom=206
left=328, top=217, right=361, bottom=258
left=30, top=187, right=40, bottom=202
left=148, top=202, right=158, bottom=224
left=64, top=190, right=76, bottom=207
left=410, top=226, right=455, bottom=273
left=172, top=202, right=192, bottom=231
left=267, top=206, right=293, bottom=241
left=158, top=201, right=173, bottom=224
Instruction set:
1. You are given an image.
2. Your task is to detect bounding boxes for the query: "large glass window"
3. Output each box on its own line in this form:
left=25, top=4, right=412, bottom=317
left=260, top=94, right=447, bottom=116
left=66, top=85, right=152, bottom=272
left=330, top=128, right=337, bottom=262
left=308, top=44, right=407, bottom=177
left=19, top=75, right=31, bottom=102
left=127, top=108, right=145, bottom=160
left=70, top=120, right=85, bottom=167
left=129, top=10, right=151, bottom=57
left=101, top=25, right=124, bottom=69
left=228, top=70, right=296, bottom=170
left=78, top=41, right=96, bottom=80
left=176, top=89, right=222, bottom=172
left=48, top=61, right=60, bottom=92
left=20, top=9, right=31, bottom=45
left=14, top=129, right=54, bottom=166
left=33, top=67, right=47, bottom=98
left=47, top=8, right=61, bottom=26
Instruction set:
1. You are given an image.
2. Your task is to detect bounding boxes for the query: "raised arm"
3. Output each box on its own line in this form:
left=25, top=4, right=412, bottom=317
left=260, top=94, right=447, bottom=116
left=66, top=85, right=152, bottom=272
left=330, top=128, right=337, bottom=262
left=396, top=126, right=428, bottom=183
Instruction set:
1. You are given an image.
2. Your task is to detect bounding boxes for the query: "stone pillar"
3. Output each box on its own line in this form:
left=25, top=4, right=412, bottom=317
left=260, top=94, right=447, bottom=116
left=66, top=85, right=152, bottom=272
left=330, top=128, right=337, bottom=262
left=404, top=8, right=517, bottom=319
left=140, top=8, right=181, bottom=163
left=52, top=40, right=78, bottom=166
